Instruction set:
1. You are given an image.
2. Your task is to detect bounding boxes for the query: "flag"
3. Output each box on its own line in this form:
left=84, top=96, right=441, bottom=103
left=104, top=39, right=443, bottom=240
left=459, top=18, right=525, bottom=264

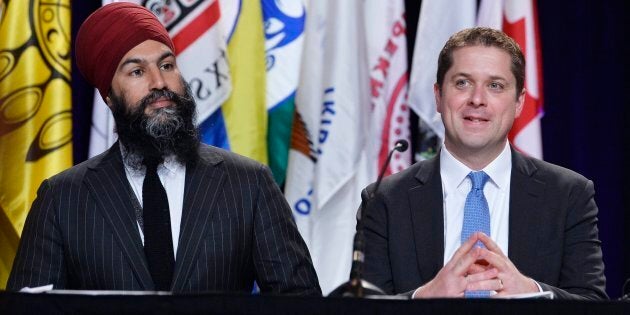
left=89, top=0, right=232, bottom=158
left=213, top=0, right=267, bottom=163
left=0, top=0, right=73, bottom=287
left=365, top=0, right=411, bottom=178
left=285, top=0, right=410, bottom=294
left=478, top=0, right=544, bottom=158
left=407, top=0, right=477, bottom=158
left=285, top=0, right=369, bottom=294
left=262, top=0, right=305, bottom=185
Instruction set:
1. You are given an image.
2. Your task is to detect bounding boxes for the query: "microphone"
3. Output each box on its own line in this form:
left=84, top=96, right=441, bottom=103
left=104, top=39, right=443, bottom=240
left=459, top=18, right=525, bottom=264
left=373, top=140, right=408, bottom=197
left=619, top=278, right=630, bottom=301
left=329, top=139, right=409, bottom=298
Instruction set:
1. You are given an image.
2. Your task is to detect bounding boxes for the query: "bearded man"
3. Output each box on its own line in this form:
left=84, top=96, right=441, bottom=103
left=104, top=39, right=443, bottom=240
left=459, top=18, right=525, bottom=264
left=7, top=2, right=320, bottom=295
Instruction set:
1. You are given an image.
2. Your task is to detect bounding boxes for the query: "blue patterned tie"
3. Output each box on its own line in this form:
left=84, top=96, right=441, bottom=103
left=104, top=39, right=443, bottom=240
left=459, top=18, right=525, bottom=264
left=461, top=171, right=491, bottom=298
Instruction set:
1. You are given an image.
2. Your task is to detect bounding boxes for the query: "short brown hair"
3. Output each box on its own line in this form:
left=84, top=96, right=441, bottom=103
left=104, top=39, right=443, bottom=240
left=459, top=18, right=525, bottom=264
left=436, top=27, right=525, bottom=99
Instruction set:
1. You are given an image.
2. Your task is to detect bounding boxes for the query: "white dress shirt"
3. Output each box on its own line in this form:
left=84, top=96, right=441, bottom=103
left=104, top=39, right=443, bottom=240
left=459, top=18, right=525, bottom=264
left=440, top=142, right=512, bottom=265
left=123, top=153, right=186, bottom=256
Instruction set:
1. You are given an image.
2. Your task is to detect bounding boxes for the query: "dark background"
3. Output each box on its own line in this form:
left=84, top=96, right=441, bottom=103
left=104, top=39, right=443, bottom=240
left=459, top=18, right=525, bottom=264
left=71, top=1, right=628, bottom=298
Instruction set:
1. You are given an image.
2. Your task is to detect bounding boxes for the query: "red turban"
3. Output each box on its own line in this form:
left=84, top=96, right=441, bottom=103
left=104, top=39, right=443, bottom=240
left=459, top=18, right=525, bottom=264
left=75, top=2, right=175, bottom=101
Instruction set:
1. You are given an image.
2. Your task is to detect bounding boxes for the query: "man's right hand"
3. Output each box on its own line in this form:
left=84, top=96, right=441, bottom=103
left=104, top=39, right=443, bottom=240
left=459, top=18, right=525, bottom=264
left=412, top=232, right=499, bottom=298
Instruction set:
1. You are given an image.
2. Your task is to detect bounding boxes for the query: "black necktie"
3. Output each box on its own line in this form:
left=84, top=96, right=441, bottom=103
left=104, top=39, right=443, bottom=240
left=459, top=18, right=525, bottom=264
left=142, top=158, right=175, bottom=291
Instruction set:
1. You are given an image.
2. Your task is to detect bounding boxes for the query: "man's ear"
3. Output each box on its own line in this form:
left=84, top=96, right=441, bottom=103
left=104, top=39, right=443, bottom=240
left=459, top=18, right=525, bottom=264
left=434, top=83, right=443, bottom=114
left=514, top=88, right=525, bottom=118
left=105, top=96, right=114, bottom=110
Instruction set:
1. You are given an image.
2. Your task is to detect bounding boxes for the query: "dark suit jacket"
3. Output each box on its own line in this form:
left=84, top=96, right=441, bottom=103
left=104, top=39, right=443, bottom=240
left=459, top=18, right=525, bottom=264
left=8, top=143, right=321, bottom=295
left=361, top=148, right=607, bottom=300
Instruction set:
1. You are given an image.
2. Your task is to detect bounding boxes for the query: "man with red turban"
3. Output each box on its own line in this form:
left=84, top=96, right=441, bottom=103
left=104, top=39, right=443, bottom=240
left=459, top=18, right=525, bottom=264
left=8, top=2, right=320, bottom=295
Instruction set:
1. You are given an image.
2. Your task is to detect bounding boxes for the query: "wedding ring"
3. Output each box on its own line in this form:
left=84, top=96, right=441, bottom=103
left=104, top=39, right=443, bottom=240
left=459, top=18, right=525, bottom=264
left=498, top=278, right=504, bottom=290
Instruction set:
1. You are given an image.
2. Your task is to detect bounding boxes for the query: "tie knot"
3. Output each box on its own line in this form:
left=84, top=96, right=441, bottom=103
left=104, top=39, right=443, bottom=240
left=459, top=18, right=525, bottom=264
left=468, top=171, right=489, bottom=190
left=143, top=157, right=162, bottom=173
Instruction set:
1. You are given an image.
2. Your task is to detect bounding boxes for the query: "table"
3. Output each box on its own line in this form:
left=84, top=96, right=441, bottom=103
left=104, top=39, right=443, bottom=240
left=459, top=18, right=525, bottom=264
left=1, top=291, right=628, bottom=314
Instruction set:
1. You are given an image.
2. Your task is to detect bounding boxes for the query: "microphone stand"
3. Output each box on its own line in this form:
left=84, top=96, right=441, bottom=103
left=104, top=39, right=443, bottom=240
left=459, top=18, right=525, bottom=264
left=329, top=140, right=409, bottom=298
left=620, top=278, right=630, bottom=301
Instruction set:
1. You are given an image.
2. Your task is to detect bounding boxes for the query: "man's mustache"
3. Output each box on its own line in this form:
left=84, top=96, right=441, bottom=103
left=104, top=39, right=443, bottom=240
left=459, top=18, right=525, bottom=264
left=132, top=88, right=193, bottom=115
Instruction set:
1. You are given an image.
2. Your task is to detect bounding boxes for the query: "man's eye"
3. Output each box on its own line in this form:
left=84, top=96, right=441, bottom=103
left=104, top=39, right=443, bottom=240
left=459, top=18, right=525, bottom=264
left=489, top=82, right=504, bottom=90
left=455, top=79, right=470, bottom=88
left=161, top=63, right=174, bottom=71
left=130, top=69, right=143, bottom=76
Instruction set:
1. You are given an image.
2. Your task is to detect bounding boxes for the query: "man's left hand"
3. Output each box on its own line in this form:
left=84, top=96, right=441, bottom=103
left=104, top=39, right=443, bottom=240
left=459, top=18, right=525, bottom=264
left=464, top=233, right=539, bottom=296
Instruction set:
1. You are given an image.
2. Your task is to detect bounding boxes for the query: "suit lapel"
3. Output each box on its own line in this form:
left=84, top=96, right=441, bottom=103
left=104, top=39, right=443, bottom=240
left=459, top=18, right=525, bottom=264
left=409, top=156, right=445, bottom=283
left=508, top=149, right=546, bottom=271
left=171, top=148, right=225, bottom=291
left=84, top=143, right=154, bottom=289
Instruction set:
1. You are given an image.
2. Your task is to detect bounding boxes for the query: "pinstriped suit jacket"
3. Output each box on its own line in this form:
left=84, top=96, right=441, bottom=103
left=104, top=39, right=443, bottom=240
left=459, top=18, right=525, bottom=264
left=7, top=143, right=321, bottom=295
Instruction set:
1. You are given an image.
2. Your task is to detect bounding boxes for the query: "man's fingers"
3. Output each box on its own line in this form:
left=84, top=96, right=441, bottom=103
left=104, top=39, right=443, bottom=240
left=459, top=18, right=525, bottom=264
left=467, top=262, right=489, bottom=275
left=448, top=233, right=480, bottom=266
left=465, top=267, right=498, bottom=283
left=478, top=248, right=509, bottom=271
left=452, top=246, right=483, bottom=276
left=466, top=277, right=504, bottom=292
left=477, top=232, right=505, bottom=256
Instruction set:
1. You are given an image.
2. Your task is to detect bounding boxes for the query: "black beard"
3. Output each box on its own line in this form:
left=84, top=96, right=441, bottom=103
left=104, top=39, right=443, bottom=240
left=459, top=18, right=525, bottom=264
left=110, top=81, right=200, bottom=170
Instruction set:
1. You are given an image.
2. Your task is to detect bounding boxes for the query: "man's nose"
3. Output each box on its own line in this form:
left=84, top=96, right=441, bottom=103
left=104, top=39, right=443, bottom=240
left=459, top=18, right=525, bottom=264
left=148, top=67, right=167, bottom=91
left=468, top=85, right=487, bottom=107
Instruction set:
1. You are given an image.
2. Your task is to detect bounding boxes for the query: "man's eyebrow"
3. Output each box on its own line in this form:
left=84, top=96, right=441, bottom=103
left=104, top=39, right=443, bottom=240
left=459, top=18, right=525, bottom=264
left=119, top=51, right=175, bottom=69
left=451, top=72, right=472, bottom=78
left=157, top=51, right=175, bottom=62
left=451, top=72, right=509, bottom=82
left=488, top=75, right=508, bottom=82
left=119, top=57, right=143, bottom=69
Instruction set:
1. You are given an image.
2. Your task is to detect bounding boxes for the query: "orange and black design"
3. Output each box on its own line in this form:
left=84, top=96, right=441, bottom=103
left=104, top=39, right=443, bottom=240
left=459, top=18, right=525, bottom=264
left=289, top=109, right=316, bottom=163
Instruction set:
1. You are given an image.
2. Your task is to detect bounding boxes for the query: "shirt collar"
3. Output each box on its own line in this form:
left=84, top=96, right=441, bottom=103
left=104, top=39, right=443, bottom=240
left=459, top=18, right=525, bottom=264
left=483, top=142, right=512, bottom=192
left=440, top=142, right=512, bottom=196
left=161, top=154, right=184, bottom=175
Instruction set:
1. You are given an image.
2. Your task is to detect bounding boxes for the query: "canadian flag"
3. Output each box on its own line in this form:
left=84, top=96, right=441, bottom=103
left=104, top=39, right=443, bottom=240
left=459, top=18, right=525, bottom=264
left=478, top=0, right=544, bottom=159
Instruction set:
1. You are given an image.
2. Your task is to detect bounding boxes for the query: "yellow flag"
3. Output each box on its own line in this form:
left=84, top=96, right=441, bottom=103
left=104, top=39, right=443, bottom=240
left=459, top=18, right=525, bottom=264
left=222, top=0, right=268, bottom=163
left=0, top=0, right=73, bottom=288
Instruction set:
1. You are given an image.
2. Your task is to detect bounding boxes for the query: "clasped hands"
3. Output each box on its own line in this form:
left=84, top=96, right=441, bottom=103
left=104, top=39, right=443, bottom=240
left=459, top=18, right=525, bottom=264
left=413, top=232, right=539, bottom=298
